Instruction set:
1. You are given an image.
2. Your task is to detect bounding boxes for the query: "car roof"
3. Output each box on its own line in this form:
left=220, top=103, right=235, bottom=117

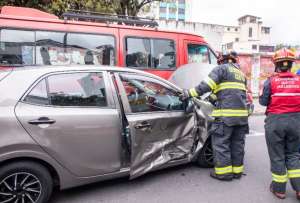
left=12, top=65, right=182, bottom=91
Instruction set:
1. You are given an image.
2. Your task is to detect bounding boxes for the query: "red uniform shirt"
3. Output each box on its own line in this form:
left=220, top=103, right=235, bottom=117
left=267, top=72, right=300, bottom=114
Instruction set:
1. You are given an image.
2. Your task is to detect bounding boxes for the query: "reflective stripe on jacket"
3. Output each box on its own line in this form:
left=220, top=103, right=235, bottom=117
left=266, top=72, right=300, bottom=114
left=190, top=63, right=248, bottom=126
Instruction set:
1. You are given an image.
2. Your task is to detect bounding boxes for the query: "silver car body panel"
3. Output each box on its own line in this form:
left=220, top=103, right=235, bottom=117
left=126, top=112, right=197, bottom=179
left=0, top=65, right=210, bottom=189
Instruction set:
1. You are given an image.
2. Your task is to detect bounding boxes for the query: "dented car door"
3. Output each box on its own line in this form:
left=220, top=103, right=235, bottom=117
left=114, top=73, right=200, bottom=179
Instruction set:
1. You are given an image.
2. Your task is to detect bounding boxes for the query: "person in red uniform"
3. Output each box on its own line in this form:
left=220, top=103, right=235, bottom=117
left=259, top=48, right=300, bottom=200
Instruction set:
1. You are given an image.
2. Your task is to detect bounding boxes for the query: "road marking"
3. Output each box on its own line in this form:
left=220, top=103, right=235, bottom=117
left=247, top=130, right=265, bottom=137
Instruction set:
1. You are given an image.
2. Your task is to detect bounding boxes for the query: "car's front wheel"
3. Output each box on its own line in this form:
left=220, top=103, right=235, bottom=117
left=0, top=161, right=53, bottom=203
left=196, top=137, right=214, bottom=168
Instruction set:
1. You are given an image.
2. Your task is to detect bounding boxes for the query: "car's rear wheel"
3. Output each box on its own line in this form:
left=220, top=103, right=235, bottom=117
left=0, top=161, right=53, bottom=203
left=196, top=137, right=214, bottom=168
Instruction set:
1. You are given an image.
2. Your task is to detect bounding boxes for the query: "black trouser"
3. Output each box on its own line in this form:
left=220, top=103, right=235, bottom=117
left=210, top=121, right=248, bottom=176
left=265, top=113, right=300, bottom=193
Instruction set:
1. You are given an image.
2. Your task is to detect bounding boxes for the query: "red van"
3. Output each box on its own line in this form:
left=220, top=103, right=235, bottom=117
left=0, top=6, right=218, bottom=79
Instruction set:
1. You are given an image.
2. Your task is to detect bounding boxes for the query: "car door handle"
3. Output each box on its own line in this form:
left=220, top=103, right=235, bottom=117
left=28, top=117, right=56, bottom=125
left=134, top=122, right=152, bottom=129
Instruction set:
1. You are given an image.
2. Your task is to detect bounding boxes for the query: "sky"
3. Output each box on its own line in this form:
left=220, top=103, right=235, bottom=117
left=189, top=0, right=299, bottom=45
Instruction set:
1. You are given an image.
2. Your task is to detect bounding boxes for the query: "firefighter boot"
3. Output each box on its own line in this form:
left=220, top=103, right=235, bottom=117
left=233, top=173, right=242, bottom=179
left=296, top=192, right=300, bottom=200
left=210, top=171, right=233, bottom=181
left=270, top=183, right=286, bottom=199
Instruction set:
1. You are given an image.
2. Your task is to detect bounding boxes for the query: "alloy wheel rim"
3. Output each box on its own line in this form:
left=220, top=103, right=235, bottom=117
left=0, top=172, right=42, bottom=203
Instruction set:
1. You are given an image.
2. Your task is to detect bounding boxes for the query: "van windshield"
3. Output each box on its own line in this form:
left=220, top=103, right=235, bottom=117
left=0, top=29, right=116, bottom=66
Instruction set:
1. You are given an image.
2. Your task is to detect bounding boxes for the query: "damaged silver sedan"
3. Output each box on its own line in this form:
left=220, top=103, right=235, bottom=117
left=0, top=66, right=213, bottom=203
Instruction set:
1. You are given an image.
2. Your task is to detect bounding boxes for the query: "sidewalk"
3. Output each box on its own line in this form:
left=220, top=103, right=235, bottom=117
left=252, top=98, right=266, bottom=115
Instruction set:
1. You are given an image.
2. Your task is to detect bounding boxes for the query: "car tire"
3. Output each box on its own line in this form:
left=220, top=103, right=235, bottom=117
left=0, top=161, right=53, bottom=203
left=196, top=137, right=214, bottom=168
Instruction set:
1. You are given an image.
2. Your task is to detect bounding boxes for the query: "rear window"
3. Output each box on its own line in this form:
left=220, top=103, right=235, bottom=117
left=0, top=29, right=116, bottom=66
left=125, top=37, right=176, bottom=70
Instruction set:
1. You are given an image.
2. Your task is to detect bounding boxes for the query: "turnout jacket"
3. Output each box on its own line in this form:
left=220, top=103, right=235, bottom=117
left=189, top=63, right=248, bottom=126
left=259, top=72, right=300, bottom=114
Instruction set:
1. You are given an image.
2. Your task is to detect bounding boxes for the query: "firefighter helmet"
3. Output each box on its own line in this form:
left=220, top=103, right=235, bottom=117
left=273, top=48, right=296, bottom=72
left=272, top=48, right=296, bottom=63
left=217, top=51, right=238, bottom=65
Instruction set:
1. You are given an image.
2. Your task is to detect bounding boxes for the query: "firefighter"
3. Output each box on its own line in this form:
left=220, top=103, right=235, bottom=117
left=259, top=48, right=300, bottom=200
left=180, top=51, right=249, bottom=181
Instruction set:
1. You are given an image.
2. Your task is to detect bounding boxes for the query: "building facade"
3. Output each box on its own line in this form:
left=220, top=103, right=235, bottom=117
left=140, top=0, right=187, bottom=21
left=222, top=15, right=273, bottom=54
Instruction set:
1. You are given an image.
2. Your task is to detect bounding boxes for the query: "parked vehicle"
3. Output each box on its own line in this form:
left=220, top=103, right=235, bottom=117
left=0, top=6, right=253, bottom=108
left=0, top=6, right=218, bottom=80
left=0, top=65, right=213, bottom=203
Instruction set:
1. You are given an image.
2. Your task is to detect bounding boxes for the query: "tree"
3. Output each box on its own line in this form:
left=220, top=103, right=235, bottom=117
left=0, top=0, right=165, bottom=17
left=47, top=0, right=114, bottom=17
left=0, top=0, right=50, bottom=9
left=112, top=0, right=163, bottom=17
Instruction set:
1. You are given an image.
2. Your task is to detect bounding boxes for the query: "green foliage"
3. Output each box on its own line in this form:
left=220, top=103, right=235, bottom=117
left=0, top=0, right=164, bottom=17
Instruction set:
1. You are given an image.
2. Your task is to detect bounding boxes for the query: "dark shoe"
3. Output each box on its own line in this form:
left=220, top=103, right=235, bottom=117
left=270, top=184, right=286, bottom=199
left=233, top=173, right=242, bottom=179
left=233, top=173, right=246, bottom=179
left=210, top=171, right=233, bottom=181
left=296, top=192, right=300, bottom=200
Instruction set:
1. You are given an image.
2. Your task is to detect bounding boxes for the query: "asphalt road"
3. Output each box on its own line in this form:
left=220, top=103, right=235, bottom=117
left=51, top=115, right=300, bottom=203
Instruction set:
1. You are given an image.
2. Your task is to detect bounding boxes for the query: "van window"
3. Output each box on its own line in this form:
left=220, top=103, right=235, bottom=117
left=0, top=29, right=116, bottom=66
left=0, top=29, right=35, bottom=65
left=67, top=33, right=115, bottom=66
left=126, top=38, right=151, bottom=68
left=209, top=49, right=218, bottom=65
left=125, top=37, right=175, bottom=70
left=187, top=44, right=218, bottom=65
left=152, top=39, right=175, bottom=69
left=188, top=44, right=209, bottom=64
left=36, top=31, right=66, bottom=65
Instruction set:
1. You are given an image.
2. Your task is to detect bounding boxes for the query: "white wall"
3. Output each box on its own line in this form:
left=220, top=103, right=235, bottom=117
left=157, top=20, right=224, bottom=51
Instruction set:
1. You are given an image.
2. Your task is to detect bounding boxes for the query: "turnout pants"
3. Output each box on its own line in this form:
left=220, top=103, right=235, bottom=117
left=265, top=113, right=300, bottom=193
left=210, top=121, right=248, bottom=176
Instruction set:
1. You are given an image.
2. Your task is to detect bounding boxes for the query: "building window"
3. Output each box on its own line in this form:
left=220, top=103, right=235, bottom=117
left=249, top=27, right=253, bottom=38
left=235, top=38, right=239, bottom=42
left=178, top=8, right=185, bottom=14
left=252, top=45, right=257, bottom=50
left=250, top=17, right=256, bottom=23
left=262, top=27, right=270, bottom=34
left=227, top=27, right=230, bottom=31
left=235, top=28, right=238, bottom=32
left=160, top=7, right=167, bottom=13
left=226, top=42, right=233, bottom=50
left=259, top=45, right=275, bottom=52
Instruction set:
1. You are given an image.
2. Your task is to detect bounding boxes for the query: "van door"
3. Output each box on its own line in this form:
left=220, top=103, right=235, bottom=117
left=15, top=71, right=123, bottom=177
left=114, top=72, right=199, bottom=179
left=119, top=29, right=178, bottom=80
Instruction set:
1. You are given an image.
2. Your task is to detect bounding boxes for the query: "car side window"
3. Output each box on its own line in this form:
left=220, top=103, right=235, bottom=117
left=47, top=72, right=107, bottom=107
left=119, top=74, right=183, bottom=113
left=24, top=79, right=49, bottom=105
left=187, top=44, right=210, bottom=64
